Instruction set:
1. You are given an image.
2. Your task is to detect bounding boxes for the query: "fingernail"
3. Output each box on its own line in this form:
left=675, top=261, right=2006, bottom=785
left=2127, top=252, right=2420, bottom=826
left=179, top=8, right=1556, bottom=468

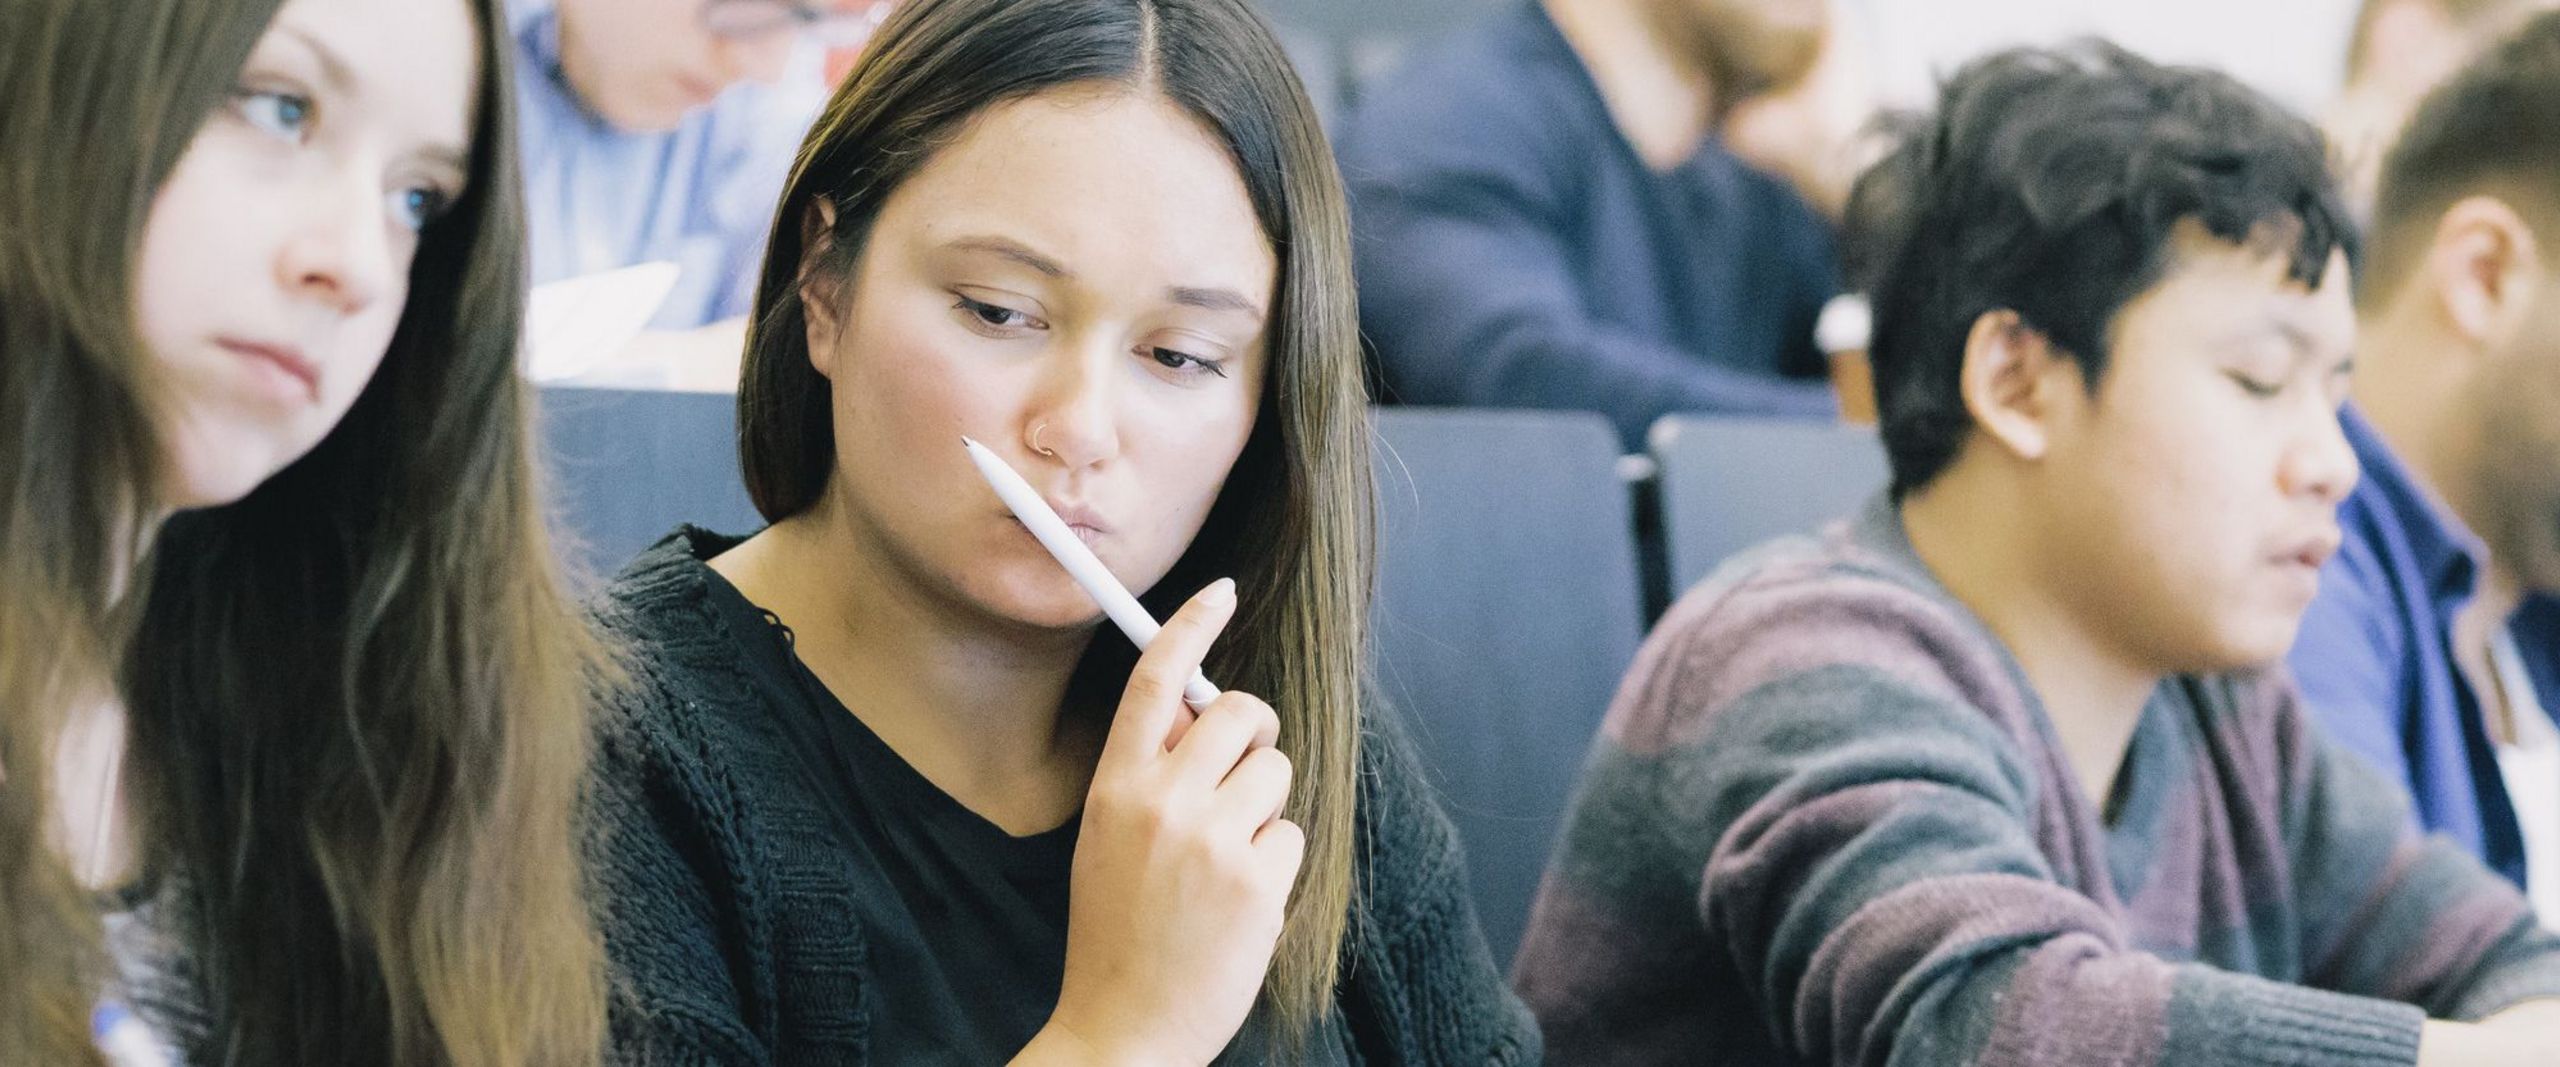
left=1204, top=577, right=1236, bottom=606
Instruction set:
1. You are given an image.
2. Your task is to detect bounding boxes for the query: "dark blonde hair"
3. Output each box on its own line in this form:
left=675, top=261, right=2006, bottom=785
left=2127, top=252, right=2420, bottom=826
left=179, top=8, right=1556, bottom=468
left=1, top=0, right=610, bottom=1062
left=734, top=0, right=1373, bottom=1039
left=3, top=0, right=265, bottom=1057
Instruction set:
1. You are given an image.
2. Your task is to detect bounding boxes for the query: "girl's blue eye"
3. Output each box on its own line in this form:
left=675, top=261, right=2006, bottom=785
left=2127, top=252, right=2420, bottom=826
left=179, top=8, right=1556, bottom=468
left=390, top=186, right=451, bottom=233
left=235, top=90, right=313, bottom=141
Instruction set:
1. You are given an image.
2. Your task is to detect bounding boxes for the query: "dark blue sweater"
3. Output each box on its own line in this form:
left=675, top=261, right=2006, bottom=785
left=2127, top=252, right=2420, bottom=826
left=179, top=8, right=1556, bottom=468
left=1338, top=1, right=1839, bottom=448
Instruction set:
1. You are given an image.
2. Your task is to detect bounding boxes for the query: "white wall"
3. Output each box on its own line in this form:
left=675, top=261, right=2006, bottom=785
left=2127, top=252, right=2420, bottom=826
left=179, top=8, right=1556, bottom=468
left=1847, top=0, right=2364, bottom=114
left=1260, top=0, right=2373, bottom=126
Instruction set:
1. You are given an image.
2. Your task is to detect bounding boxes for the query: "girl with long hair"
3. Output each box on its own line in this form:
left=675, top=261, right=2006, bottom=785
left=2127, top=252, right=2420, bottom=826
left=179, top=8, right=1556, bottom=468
left=587, top=0, right=1538, bottom=1061
left=0, top=0, right=608, bottom=1061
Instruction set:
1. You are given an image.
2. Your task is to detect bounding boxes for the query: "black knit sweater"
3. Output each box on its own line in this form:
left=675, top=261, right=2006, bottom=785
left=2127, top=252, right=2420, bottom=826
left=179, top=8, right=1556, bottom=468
left=589, top=529, right=1542, bottom=1065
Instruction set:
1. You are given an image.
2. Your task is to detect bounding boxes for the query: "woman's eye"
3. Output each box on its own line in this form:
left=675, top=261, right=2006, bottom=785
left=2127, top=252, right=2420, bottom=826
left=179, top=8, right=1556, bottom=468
left=233, top=89, right=314, bottom=142
left=1148, top=346, right=1229, bottom=379
left=954, top=295, right=1039, bottom=331
left=389, top=185, right=452, bottom=234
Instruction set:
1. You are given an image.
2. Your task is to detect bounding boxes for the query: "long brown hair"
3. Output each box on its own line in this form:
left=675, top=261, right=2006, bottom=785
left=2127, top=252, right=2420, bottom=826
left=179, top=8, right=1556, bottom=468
left=2, top=0, right=269, bottom=1058
left=2, top=0, right=611, bottom=1062
left=733, top=0, right=1373, bottom=1039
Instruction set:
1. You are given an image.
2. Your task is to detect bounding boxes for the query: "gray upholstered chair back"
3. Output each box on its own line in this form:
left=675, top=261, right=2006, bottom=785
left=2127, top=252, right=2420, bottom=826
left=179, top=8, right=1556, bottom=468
left=1370, top=407, right=1645, bottom=964
left=538, top=386, right=764, bottom=582
left=1648, top=415, right=1889, bottom=598
left=1252, top=0, right=1506, bottom=126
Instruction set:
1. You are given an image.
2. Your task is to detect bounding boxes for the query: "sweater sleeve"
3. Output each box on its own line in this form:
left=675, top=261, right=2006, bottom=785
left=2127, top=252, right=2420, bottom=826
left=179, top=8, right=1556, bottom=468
left=1339, top=707, right=1544, bottom=1065
left=1344, top=140, right=1836, bottom=448
left=2274, top=680, right=2560, bottom=1020
left=1689, top=665, right=2430, bottom=1067
left=592, top=690, right=779, bottom=1067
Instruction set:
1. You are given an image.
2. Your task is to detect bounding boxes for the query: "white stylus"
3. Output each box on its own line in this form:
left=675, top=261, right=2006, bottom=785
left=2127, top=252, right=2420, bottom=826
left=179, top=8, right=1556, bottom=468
left=962, top=436, right=1222, bottom=708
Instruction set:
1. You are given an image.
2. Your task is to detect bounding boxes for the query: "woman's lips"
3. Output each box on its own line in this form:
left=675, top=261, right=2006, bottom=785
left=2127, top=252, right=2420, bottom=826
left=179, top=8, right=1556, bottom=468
left=1012, top=515, right=1103, bottom=548
left=1045, top=499, right=1112, bottom=536
left=216, top=337, right=320, bottom=402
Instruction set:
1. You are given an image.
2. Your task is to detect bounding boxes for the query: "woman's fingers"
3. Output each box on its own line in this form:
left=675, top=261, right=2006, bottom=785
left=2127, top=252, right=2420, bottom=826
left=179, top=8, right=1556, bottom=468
left=1211, top=743, right=1293, bottom=831
left=1167, top=690, right=1280, bottom=795
left=1098, top=578, right=1235, bottom=771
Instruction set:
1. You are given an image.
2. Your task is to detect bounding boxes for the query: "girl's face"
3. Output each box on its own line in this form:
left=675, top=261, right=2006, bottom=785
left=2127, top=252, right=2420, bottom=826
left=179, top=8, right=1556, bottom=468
left=134, top=0, right=479, bottom=510
left=803, top=86, right=1276, bottom=631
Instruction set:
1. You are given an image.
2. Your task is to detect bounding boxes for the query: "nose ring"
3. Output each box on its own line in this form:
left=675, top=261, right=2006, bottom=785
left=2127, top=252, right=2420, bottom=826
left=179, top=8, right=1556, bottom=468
left=1031, top=422, right=1056, bottom=457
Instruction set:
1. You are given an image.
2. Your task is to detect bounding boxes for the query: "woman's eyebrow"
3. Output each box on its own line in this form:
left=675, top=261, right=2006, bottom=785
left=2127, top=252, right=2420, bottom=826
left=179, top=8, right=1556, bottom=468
left=948, top=236, right=1265, bottom=319
left=270, top=23, right=472, bottom=176
left=1168, top=285, right=1262, bottom=319
left=948, top=236, right=1069, bottom=278
left=272, top=25, right=356, bottom=97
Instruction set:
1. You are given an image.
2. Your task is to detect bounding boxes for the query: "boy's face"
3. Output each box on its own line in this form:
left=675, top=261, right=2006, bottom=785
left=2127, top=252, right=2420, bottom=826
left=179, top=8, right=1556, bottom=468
left=2028, top=228, right=2360, bottom=674
left=555, top=0, right=798, bottom=132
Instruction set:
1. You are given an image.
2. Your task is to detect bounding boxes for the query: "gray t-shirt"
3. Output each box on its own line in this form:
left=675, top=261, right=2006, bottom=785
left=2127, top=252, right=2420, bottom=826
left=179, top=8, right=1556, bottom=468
left=99, top=870, right=206, bottom=1066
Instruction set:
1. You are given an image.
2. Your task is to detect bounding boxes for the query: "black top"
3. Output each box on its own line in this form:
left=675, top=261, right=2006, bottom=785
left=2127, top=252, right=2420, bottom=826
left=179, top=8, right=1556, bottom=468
left=590, top=528, right=1541, bottom=1065
left=695, top=561, right=1354, bottom=1065
left=1338, top=0, right=1839, bottom=447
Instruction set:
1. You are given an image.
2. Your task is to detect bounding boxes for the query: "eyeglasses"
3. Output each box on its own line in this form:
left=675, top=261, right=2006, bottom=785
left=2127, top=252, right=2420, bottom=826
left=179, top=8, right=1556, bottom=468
left=700, top=0, right=893, bottom=48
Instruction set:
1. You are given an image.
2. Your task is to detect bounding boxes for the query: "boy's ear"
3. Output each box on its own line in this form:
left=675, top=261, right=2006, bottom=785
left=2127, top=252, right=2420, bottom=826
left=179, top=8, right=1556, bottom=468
left=1958, top=309, right=2069, bottom=464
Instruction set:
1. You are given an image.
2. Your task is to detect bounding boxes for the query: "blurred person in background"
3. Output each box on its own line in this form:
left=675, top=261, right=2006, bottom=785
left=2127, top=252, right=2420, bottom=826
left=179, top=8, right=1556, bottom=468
left=1720, top=0, right=1881, bottom=220
left=1339, top=0, right=1850, bottom=449
left=512, top=0, right=877, bottom=388
left=2292, top=10, right=2560, bottom=921
left=2326, top=0, right=2547, bottom=219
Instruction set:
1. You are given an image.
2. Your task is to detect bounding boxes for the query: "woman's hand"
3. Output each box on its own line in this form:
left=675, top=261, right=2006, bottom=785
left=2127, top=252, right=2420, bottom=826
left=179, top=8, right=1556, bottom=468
left=1015, top=578, right=1302, bottom=1067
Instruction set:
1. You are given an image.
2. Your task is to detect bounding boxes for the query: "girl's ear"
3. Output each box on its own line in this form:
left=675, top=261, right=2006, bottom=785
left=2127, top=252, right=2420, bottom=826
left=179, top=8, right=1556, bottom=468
left=799, top=197, right=846, bottom=378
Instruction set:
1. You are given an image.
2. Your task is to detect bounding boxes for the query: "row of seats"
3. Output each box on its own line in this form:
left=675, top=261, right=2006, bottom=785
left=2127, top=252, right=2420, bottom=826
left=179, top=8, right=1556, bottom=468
left=1254, top=0, right=1499, bottom=126
left=535, top=387, right=1888, bottom=959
